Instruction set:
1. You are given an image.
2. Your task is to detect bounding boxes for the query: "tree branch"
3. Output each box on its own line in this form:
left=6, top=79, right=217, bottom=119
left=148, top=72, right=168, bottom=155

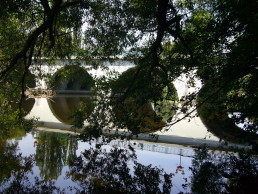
left=166, top=27, right=195, bottom=64
left=0, top=0, right=63, bottom=80
left=40, top=0, right=50, bottom=13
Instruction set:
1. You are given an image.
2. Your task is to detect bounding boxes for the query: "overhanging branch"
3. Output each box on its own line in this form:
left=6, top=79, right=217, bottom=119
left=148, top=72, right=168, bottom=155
left=0, top=0, right=77, bottom=80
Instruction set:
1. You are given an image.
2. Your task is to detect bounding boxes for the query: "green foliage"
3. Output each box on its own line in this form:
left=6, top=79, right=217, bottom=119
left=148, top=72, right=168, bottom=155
left=84, top=0, right=157, bottom=57
left=67, top=143, right=173, bottom=193
left=113, top=101, right=166, bottom=134
left=155, top=85, right=179, bottom=122
left=197, top=83, right=258, bottom=145
left=0, top=141, right=33, bottom=183
left=70, top=100, right=96, bottom=128
left=0, top=97, right=36, bottom=142
left=225, top=74, right=258, bottom=133
left=0, top=0, right=257, bottom=141
left=111, top=66, right=170, bottom=102
left=110, top=66, right=178, bottom=133
left=0, top=1, right=257, bottom=193
left=191, top=145, right=258, bottom=193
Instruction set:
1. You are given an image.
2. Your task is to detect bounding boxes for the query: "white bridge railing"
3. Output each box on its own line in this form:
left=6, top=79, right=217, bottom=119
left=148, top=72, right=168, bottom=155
left=109, top=139, right=195, bottom=157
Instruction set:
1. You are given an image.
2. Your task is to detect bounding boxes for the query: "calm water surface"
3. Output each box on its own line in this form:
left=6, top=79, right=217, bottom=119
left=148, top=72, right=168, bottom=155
left=1, top=95, right=244, bottom=193
left=3, top=131, right=194, bottom=193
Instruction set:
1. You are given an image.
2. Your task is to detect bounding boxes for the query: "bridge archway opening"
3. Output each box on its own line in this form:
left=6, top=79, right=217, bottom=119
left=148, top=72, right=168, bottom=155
left=47, top=65, right=94, bottom=92
left=45, top=65, right=95, bottom=124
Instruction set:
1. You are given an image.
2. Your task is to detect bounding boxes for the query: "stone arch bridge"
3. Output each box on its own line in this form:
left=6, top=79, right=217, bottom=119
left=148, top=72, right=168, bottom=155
left=29, top=59, right=200, bottom=99
left=26, top=59, right=251, bottom=148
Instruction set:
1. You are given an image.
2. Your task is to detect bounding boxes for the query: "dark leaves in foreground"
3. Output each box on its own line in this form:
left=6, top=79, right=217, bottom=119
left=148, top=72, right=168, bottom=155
left=67, top=144, right=173, bottom=193
left=191, top=145, right=258, bottom=193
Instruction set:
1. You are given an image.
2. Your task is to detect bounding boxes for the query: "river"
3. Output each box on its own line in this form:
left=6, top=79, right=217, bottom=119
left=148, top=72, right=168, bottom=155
left=0, top=94, right=251, bottom=193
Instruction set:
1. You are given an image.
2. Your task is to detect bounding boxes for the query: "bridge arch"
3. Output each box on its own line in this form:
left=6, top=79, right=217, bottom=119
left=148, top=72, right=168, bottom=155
left=111, top=66, right=179, bottom=133
left=47, top=65, right=94, bottom=92
left=47, top=96, right=93, bottom=125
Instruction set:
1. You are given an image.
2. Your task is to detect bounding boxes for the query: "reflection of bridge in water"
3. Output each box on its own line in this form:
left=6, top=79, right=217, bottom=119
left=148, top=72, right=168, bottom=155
left=109, top=139, right=234, bottom=157
left=110, top=139, right=195, bottom=157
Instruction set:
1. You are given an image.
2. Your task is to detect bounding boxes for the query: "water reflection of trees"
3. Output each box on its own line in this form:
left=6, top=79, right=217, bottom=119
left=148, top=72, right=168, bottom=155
left=0, top=140, right=49, bottom=193
left=190, top=146, right=258, bottom=193
left=0, top=110, right=34, bottom=187
left=0, top=141, right=33, bottom=185
left=0, top=97, right=35, bottom=142
left=67, top=143, right=173, bottom=193
left=35, top=131, right=78, bottom=181
left=0, top=132, right=66, bottom=193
